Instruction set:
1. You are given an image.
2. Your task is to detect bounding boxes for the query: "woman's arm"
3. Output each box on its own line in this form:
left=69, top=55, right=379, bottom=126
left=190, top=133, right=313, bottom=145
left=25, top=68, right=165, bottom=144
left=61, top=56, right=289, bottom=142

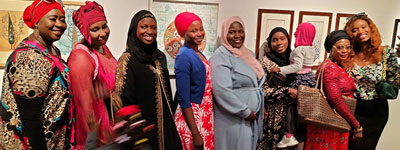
left=322, top=62, right=360, bottom=128
left=386, top=49, right=400, bottom=89
left=114, top=53, right=137, bottom=108
left=260, top=57, right=291, bottom=103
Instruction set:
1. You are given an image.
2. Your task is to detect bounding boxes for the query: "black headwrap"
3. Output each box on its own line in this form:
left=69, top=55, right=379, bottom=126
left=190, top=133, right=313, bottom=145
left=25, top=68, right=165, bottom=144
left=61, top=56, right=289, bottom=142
left=266, top=27, right=292, bottom=67
left=324, top=30, right=351, bottom=53
left=126, top=10, right=160, bottom=63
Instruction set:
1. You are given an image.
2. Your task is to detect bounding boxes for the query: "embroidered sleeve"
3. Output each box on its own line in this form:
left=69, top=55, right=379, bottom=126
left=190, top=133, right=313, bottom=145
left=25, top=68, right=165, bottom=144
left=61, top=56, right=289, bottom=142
left=386, top=49, right=400, bottom=88
left=113, top=53, right=134, bottom=111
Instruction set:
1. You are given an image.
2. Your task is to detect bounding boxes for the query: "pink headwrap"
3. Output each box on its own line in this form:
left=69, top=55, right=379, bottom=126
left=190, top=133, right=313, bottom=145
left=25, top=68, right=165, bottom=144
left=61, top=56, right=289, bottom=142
left=23, top=0, right=65, bottom=29
left=174, top=12, right=202, bottom=37
left=72, top=1, right=107, bottom=46
left=221, top=16, right=264, bottom=80
left=294, top=22, right=316, bottom=47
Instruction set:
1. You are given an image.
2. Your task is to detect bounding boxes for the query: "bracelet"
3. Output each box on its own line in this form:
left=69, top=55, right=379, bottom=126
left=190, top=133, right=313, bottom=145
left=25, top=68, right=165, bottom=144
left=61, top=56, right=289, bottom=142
left=351, top=126, right=363, bottom=133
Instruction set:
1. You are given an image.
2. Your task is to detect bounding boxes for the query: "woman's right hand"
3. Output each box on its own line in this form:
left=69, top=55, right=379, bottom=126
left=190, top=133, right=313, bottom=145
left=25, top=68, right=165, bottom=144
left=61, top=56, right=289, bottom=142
left=193, top=133, right=204, bottom=150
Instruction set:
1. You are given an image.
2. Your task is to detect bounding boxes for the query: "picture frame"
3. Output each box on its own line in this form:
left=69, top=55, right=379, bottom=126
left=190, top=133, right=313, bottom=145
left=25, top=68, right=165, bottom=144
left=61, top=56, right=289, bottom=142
left=255, top=9, right=294, bottom=59
left=391, top=19, right=400, bottom=49
left=335, top=13, right=354, bottom=30
left=298, top=11, right=332, bottom=67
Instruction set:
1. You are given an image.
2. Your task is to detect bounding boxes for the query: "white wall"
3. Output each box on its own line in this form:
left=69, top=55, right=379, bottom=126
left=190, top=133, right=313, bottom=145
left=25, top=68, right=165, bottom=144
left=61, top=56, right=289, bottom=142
left=0, top=0, right=399, bottom=149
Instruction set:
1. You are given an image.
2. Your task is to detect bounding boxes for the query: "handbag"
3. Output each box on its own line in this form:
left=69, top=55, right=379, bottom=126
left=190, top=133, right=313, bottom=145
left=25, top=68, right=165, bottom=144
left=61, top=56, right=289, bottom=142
left=376, top=47, right=399, bottom=100
left=297, top=61, right=357, bottom=133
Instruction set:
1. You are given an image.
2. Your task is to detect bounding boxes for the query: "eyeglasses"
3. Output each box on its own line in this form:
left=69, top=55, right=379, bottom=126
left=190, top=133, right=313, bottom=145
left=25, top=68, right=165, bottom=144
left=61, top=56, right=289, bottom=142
left=333, top=45, right=353, bottom=51
left=346, top=12, right=367, bottom=21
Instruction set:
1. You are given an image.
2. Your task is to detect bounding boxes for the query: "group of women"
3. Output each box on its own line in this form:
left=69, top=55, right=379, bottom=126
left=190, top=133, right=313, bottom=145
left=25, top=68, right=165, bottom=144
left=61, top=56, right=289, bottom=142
left=0, top=0, right=398, bottom=150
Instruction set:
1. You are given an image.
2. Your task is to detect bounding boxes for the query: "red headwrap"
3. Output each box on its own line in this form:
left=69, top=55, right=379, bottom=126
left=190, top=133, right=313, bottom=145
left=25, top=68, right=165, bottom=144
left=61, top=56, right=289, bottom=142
left=174, top=12, right=202, bottom=37
left=23, top=0, right=65, bottom=29
left=116, top=105, right=141, bottom=117
left=294, top=22, right=316, bottom=48
left=72, top=1, right=107, bottom=46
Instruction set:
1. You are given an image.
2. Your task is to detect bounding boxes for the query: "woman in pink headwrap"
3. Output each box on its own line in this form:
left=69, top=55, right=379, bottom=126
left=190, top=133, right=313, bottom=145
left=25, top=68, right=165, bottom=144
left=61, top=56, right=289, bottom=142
left=173, top=12, right=214, bottom=150
left=68, top=1, right=117, bottom=149
left=0, top=0, right=74, bottom=149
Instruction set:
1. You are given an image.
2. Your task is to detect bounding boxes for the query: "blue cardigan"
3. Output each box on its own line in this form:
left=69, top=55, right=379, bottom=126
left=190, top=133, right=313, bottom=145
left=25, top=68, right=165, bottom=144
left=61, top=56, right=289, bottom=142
left=174, top=43, right=206, bottom=109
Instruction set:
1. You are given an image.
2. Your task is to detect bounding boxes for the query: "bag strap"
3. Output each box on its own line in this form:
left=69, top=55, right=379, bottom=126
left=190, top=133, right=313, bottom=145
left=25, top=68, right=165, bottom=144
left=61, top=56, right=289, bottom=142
left=381, top=47, right=388, bottom=81
left=315, top=61, right=329, bottom=96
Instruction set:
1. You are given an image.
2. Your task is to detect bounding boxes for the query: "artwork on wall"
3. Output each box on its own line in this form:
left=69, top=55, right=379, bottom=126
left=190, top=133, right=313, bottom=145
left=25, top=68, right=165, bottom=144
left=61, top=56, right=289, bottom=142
left=55, top=1, right=84, bottom=61
left=255, top=9, right=294, bottom=59
left=335, top=13, right=354, bottom=30
left=299, top=11, right=332, bottom=66
left=391, top=19, right=400, bottom=49
left=151, top=0, right=218, bottom=74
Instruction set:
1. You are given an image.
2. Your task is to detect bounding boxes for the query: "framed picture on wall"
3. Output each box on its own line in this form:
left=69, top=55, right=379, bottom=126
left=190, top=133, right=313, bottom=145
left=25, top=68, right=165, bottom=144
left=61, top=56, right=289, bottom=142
left=335, top=13, right=355, bottom=30
left=391, top=19, right=400, bottom=49
left=299, top=11, right=332, bottom=67
left=255, top=9, right=294, bottom=59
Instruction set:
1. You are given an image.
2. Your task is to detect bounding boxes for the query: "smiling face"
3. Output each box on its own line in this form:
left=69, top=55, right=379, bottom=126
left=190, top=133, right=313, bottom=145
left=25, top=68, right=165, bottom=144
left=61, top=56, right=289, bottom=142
left=226, top=22, right=245, bottom=48
left=184, top=21, right=205, bottom=46
left=270, top=32, right=288, bottom=54
left=136, top=17, right=157, bottom=45
left=350, top=19, right=371, bottom=43
left=330, top=39, right=352, bottom=63
left=36, top=9, right=66, bottom=42
left=89, top=21, right=110, bottom=48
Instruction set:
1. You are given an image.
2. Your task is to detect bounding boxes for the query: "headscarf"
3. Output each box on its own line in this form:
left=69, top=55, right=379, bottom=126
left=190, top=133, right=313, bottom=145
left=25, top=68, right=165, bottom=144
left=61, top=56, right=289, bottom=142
left=221, top=16, right=264, bottom=80
left=23, top=0, right=65, bottom=29
left=174, top=12, right=202, bottom=37
left=72, top=1, right=107, bottom=46
left=126, top=10, right=160, bottom=63
left=294, top=22, right=316, bottom=47
left=324, top=30, right=351, bottom=53
left=266, top=27, right=292, bottom=67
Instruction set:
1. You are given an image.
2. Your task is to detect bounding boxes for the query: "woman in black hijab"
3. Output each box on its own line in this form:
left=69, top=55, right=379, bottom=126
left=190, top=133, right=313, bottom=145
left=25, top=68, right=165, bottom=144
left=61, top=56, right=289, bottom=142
left=257, top=27, right=300, bottom=150
left=112, top=10, right=183, bottom=150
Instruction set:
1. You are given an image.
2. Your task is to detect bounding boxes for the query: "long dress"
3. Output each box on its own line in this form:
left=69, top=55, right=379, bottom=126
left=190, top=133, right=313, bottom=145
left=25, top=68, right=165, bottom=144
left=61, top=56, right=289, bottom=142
left=113, top=50, right=182, bottom=150
left=305, top=60, right=359, bottom=150
left=257, top=56, right=293, bottom=150
left=347, top=48, right=400, bottom=149
left=210, top=45, right=264, bottom=150
left=174, top=58, right=214, bottom=150
left=0, top=40, right=74, bottom=149
left=68, top=44, right=117, bottom=149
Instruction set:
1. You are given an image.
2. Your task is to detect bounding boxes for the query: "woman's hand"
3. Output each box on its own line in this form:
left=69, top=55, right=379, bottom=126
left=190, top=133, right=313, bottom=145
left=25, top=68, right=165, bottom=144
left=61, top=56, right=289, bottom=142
left=245, top=111, right=257, bottom=121
left=87, top=111, right=101, bottom=133
left=288, top=88, right=298, bottom=99
left=352, top=132, right=363, bottom=141
left=270, top=67, right=280, bottom=73
left=193, top=133, right=204, bottom=150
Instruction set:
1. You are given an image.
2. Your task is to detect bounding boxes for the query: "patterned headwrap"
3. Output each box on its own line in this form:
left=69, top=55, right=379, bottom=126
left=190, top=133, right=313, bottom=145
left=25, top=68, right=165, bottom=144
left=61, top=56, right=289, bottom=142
left=72, top=1, right=107, bottom=46
left=174, top=12, right=202, bottom=37
left=23, top=0, right=65, bottom=29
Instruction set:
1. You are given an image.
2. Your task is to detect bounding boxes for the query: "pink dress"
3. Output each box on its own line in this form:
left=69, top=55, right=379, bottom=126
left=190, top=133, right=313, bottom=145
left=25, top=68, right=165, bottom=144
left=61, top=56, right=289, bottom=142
left=174, top=59, right=215, bottom=150
left=68, top=44, right=117, bottom=149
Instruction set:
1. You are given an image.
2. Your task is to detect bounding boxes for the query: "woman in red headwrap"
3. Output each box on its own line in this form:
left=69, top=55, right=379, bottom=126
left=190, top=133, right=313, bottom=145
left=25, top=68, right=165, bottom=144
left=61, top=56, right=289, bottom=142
left=173, top=12, right=214, bottom=150
left=0, top=0, right=74, bottom=149
left=67, top=1, right=117, bottom=149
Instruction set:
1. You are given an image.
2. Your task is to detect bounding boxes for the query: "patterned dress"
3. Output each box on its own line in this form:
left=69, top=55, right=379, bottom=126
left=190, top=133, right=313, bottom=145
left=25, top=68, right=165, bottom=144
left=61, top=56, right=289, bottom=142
left=174, top=58, right=214, bottom=150
left=0, top=40, right=74, bottom=149
left=306, top=60, right=358, bottom=150
left=257, top=56, right=292, bottom=150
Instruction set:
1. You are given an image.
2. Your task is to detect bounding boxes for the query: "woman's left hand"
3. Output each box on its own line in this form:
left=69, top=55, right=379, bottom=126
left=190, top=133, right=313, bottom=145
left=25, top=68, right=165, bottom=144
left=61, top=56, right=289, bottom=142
left=270, top=67, right=280, bottom=73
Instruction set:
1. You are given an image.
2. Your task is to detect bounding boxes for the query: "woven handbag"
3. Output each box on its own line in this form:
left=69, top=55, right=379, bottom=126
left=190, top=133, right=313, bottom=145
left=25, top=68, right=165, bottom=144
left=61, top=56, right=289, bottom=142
left=297, top=62, right=357, bottom=133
